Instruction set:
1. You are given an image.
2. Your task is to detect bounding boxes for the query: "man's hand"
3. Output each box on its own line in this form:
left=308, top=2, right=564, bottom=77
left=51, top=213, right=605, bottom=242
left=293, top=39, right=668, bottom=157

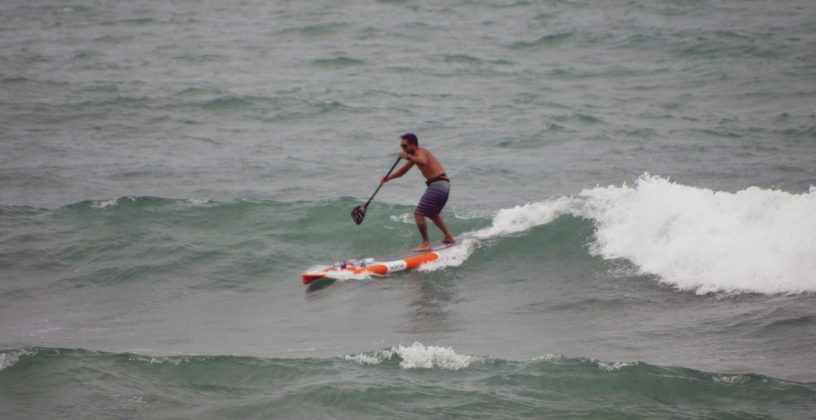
left=381, top=175, right=389, bottom=185
left=399, top=151, right=410, bottom=160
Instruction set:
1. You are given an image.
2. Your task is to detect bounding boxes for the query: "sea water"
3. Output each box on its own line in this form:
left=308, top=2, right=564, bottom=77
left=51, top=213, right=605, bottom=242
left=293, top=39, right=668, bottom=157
left=2, top=0, right=815, bottom=418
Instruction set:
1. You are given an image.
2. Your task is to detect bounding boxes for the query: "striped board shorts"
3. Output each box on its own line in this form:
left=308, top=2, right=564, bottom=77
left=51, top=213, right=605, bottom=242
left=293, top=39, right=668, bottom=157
left=415, top=180, right=450, bottom=217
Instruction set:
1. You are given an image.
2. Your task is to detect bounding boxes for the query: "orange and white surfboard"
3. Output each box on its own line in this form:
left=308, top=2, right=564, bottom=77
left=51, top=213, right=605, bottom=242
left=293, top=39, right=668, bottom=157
left=302, top=246, right=449, bottom=285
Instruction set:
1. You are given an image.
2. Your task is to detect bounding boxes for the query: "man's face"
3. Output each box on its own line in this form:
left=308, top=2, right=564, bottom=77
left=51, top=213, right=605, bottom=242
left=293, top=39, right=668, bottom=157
left=401, top=140, right=415, bottom=153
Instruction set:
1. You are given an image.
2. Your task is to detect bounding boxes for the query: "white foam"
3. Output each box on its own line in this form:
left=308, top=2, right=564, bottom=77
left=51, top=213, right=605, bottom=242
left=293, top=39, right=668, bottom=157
left=451, top=209, right=494, bottom=220
left=344, top=342, right=477, bottom=370
left=0, top=349, right=33, bottom=371
left=530, top=354, right=560, bottom=362
left=469, top=196, right=577, bottom=240
left=128, top=354, right=206, bottom=365
left=91, top=198, right=120, bottom=209
left=343, top=352, right=385, bottom=365
left=417, top=238, right=480, bottom=272
left=577, top=175, right=816, bottom=295
left=90, top=196, right=136, bottom=209
left=595, top=360, right=639, bottom=372
left=395, top=342, right=476, bottom=370
left=389, top=212, right=415, bottom=224
left=712, top=374, right=752, bottom=385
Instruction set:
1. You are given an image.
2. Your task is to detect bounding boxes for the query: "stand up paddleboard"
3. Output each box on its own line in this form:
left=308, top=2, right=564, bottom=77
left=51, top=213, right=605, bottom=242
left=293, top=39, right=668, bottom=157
left=302, top=243, right=454, bottom=285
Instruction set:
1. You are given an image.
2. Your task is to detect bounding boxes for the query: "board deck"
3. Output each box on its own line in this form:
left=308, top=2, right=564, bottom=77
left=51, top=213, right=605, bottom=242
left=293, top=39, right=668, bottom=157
left=301, top=242, right=454, bottom=285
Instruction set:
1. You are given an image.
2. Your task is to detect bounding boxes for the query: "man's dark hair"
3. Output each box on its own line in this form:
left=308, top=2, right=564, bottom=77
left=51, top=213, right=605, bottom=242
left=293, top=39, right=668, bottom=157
left=401, top=133, right=418, bottom=146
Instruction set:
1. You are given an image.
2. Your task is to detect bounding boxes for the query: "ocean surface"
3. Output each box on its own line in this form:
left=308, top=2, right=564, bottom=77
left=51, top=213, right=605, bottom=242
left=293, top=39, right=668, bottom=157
left=2, top=0, right=816, bottom=418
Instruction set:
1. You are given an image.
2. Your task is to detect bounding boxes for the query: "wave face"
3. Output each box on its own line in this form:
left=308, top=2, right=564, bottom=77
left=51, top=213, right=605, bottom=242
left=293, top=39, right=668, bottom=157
left=2, top=346, right=814, bottom=419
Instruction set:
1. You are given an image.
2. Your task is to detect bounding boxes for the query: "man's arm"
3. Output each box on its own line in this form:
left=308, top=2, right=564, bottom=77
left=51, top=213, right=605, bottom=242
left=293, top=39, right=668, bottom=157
left=382, top=161, right=414, bottom=184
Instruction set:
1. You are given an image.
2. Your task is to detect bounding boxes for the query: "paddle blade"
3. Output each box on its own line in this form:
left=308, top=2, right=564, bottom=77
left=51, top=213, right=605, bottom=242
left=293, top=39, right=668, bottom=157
left=351, top=204, right=366, bottom=225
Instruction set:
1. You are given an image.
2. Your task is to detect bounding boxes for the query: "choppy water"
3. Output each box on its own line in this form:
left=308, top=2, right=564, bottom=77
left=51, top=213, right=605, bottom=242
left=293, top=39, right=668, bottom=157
left=3, top=346, right=815, bottom=419
left=2, top=0, right=816, bottom=418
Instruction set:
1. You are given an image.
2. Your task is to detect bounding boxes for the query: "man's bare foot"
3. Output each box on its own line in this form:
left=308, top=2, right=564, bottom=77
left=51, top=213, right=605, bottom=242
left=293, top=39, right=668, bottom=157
left=442, top=237, right=455, bottom=245
left=412, top=242, right=432, bottom=252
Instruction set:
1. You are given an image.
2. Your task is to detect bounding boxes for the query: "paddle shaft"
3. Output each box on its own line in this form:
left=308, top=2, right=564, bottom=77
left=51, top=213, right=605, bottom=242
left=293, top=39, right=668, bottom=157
left=364, top=156, right=402, bottom=208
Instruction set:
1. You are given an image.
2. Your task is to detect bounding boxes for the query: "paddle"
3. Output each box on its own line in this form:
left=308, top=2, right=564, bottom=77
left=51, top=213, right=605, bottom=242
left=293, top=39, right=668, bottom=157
left=352, top=156, right=402, bottom=225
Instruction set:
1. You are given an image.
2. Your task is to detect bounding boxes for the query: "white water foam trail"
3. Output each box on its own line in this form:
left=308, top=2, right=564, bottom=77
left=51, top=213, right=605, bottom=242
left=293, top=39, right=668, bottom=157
left=419, top=196, right=577, bottom=272
left=423, top=175, right=816, bottom=295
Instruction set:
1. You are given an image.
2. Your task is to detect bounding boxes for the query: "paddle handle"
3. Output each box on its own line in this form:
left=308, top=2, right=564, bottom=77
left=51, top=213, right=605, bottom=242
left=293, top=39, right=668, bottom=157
left=365, top=156, right=402, bottom=207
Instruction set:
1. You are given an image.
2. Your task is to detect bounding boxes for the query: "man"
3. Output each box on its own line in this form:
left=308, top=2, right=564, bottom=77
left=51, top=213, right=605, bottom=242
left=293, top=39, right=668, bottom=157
left=381, top=133, right=455, bottom=252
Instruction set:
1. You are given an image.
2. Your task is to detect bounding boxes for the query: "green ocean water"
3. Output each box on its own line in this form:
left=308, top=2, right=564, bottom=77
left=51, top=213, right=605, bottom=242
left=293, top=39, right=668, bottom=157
left=2, top=347, right=815, bottom=419
left=3, top=194, right=816, bottom=418
left=2, top=0, right=816, bottom=418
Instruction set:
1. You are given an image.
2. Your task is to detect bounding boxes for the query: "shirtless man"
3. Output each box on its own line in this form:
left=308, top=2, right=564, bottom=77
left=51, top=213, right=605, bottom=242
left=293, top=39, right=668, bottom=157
left=381, top=133, right=455, bottom=252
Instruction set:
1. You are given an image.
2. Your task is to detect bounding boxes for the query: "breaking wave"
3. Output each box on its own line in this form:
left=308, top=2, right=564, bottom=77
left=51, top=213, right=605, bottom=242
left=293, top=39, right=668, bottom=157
left=423, top=175, right=816, bottom=295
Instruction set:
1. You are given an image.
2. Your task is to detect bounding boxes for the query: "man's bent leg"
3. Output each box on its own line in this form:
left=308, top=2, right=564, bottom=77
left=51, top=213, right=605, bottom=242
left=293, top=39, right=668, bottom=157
left=413, top=212, right=432, bottom=252
left=430, top=215, right=455, bottom=244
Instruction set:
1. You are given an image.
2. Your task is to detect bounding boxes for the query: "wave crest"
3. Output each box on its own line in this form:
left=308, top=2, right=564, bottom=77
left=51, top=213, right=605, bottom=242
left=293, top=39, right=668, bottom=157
left=579, top=175, right=816, bottom=295
left=0, top=348, right=34, bottom=371
left=344, top=342, right=477, bottom=371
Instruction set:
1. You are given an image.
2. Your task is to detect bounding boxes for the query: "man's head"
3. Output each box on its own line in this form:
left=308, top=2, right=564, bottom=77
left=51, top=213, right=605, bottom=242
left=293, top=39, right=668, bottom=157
left=400, top=133, right=418, bottom=153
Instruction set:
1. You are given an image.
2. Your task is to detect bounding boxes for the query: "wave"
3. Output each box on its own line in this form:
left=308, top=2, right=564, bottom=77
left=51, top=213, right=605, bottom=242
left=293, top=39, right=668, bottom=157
left=344, top=342, right=478, bottom=370
left=577, top=176, right=816, bottom=295
left=7, top=175, right=815, bottom=296
left=421, top=175, right=816, bottom=295
left=2, top=345, right=813, bottom=419
left=0, top=348, right=32, bottom=372
left=3, top=344, right=811, bottom=379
